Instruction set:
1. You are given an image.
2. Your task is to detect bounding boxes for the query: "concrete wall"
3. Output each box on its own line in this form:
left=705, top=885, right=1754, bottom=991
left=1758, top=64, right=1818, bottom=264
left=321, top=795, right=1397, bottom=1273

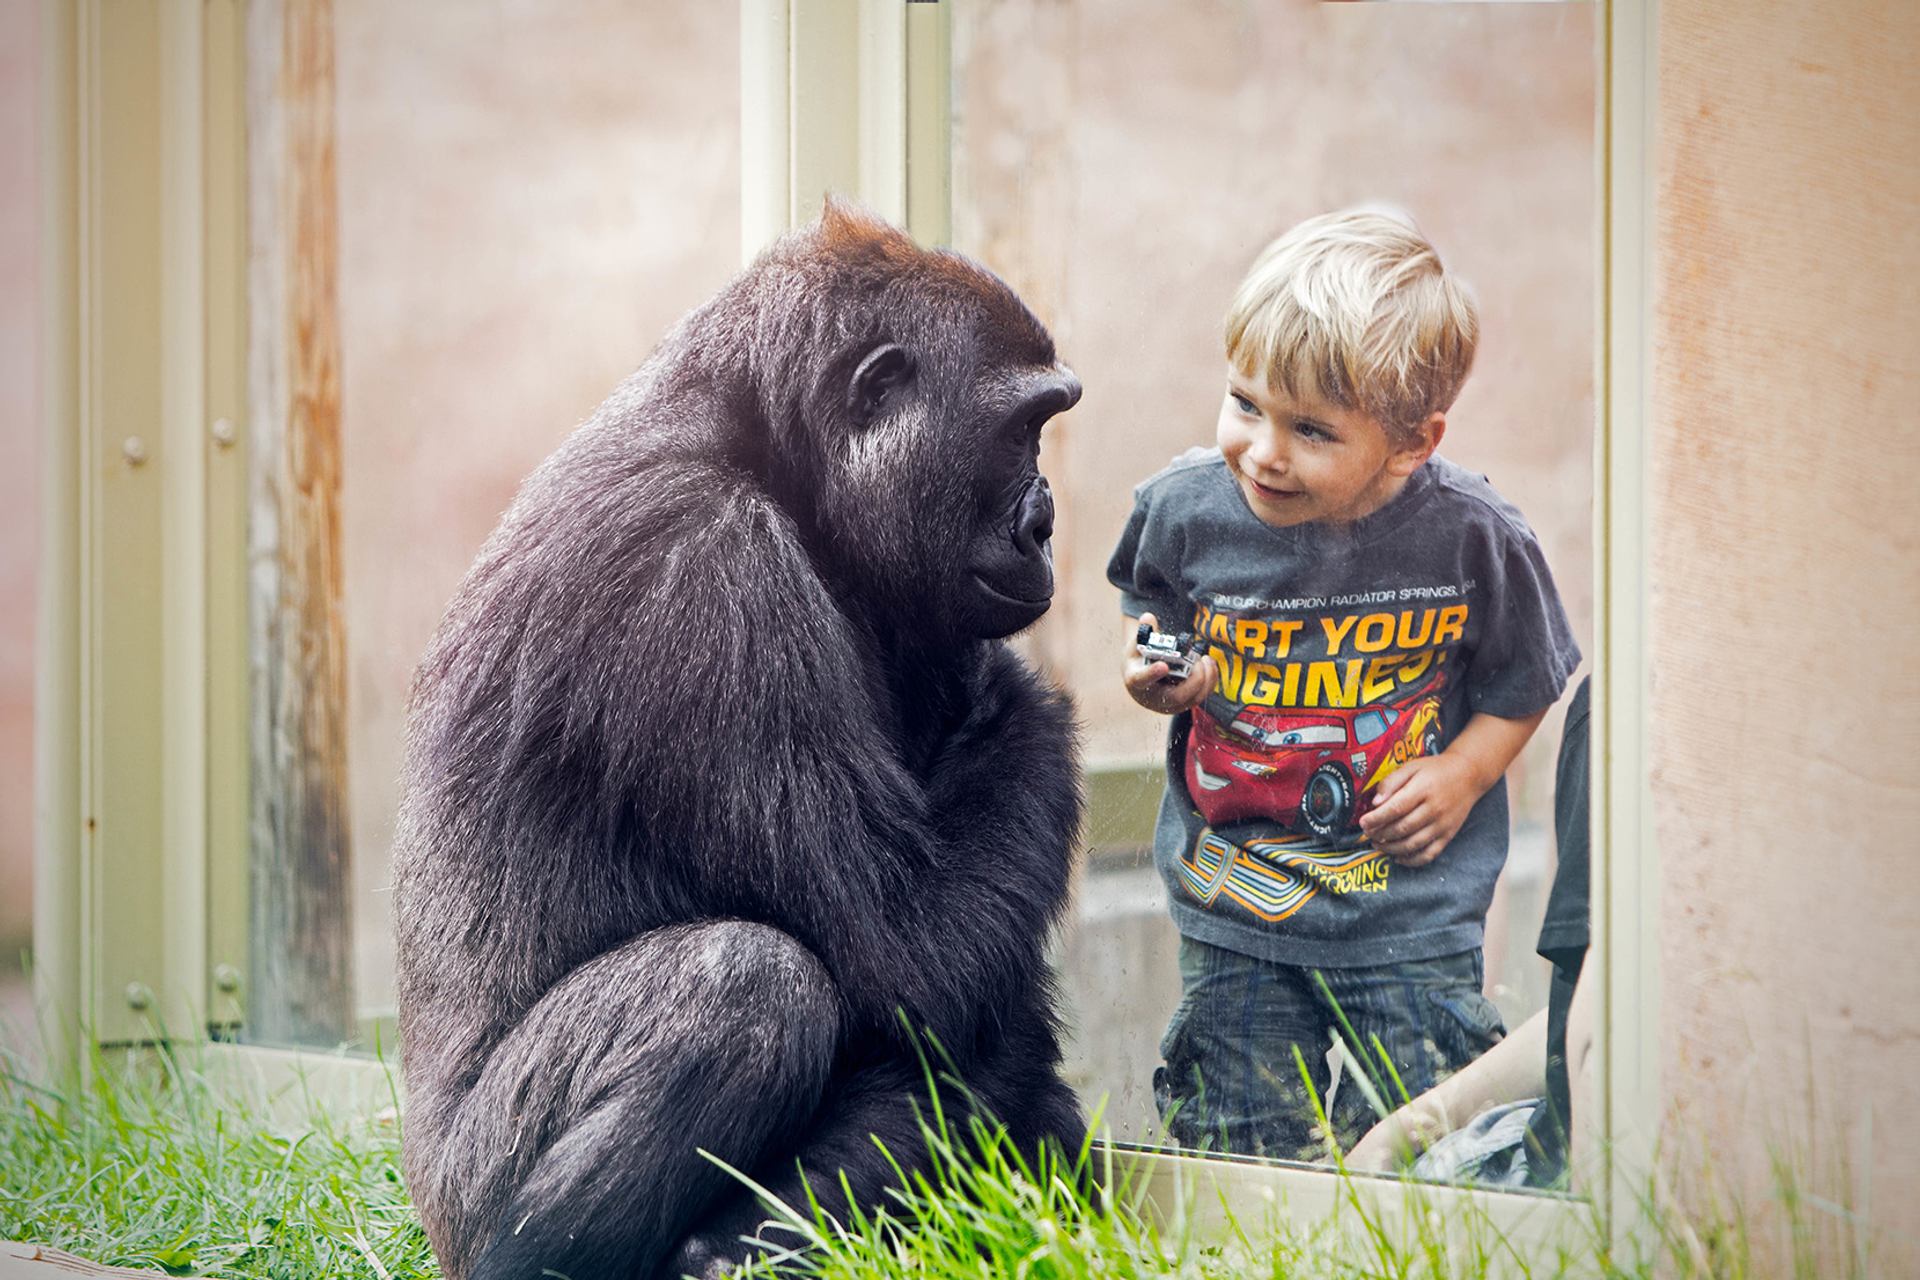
left=1653, top=0, right=1920, bottom=1226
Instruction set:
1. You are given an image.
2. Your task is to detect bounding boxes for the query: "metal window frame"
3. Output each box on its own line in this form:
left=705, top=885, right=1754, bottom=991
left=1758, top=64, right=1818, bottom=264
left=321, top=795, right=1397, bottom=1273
left=33, top=0, right=1658, bottom=1259
left=36, top=0, right=249, bottom=1059
left=741, top=0, right=951, bottom=253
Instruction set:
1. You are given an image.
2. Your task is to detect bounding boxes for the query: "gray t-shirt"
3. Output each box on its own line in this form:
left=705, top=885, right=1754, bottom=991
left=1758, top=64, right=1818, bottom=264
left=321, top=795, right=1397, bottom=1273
left=1107, top=449, right=1580, bottom=967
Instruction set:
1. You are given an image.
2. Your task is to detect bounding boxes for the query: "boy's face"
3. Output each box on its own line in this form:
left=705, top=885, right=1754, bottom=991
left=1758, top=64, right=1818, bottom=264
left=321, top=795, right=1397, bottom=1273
left=1215, top=365, right=1443, bottom=529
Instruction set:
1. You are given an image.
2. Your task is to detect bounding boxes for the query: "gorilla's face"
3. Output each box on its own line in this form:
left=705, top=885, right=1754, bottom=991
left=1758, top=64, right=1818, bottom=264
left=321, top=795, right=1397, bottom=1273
left=822, top=318, right=1080, bottom=644
left=770, top=219, right=1083, bottom=646
left=951, top=363, right=1082, bottom=637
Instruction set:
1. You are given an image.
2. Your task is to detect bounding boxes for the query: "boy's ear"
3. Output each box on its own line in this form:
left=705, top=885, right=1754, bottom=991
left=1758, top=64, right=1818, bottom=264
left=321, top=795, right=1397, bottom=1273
left=1390, top=412, right=1447, bottom=475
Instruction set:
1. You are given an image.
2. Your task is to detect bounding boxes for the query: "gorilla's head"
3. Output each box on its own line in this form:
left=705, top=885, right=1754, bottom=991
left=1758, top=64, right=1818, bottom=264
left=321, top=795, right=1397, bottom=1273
left=722, top=201, right=1082, bottom=646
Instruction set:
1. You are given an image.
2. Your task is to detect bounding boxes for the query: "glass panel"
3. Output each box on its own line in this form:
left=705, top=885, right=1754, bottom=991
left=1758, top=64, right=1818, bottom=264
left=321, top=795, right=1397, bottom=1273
left=242, top=0, right=741, bottom=1049
left=953, top=0, right=1596, bottom=1193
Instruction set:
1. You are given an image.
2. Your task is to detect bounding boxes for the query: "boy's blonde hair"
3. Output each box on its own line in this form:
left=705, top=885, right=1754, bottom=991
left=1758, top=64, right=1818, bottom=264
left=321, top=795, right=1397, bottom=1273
left=1224, top=207, right=1478, bottom=441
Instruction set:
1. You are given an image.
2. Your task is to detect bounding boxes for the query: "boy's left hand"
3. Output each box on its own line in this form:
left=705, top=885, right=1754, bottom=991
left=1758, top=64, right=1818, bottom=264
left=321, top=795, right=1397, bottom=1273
left=1359, top=752, right=1483, bottom=867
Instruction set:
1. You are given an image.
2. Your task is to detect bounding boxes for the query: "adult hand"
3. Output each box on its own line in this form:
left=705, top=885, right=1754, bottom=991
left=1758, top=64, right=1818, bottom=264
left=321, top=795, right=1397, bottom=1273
left=1346, top=1104, right=1447, bottom=1173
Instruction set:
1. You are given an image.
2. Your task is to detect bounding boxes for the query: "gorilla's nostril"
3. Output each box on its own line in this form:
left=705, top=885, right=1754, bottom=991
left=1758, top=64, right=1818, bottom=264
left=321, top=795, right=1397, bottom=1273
left=1011, top=476, right=1054, bottom=554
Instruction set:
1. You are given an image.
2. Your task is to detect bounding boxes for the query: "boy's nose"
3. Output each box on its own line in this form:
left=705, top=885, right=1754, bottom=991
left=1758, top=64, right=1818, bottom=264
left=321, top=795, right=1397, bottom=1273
left=1247, top=433, right=1287, bottom=473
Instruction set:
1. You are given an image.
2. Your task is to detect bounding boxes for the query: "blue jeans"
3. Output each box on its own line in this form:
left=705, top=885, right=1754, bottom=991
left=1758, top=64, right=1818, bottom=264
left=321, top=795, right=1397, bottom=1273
left=1154, top=936, right=1506, bottom=1162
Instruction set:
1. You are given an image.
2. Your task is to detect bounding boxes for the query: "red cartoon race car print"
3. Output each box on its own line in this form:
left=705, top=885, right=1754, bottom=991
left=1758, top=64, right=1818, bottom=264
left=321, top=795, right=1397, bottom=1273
left=1184, top=675, right=1446, bottom=840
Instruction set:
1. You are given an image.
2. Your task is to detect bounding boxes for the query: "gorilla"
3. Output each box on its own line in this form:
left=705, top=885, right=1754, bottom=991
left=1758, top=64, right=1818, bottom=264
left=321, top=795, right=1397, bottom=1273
left=392, top=202, right=1087, bottom=1280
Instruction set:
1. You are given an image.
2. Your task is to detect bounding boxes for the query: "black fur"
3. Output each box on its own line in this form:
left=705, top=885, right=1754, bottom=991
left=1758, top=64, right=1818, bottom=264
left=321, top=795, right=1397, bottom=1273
left=393, top=203, right=1086, bottom=1280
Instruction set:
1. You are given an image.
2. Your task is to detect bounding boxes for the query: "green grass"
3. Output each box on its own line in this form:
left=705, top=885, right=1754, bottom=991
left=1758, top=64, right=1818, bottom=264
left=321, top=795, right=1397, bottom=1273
left=0, top=1033, right=1896, bottom=1280
left=1, top=1041, right=433, bottom=1278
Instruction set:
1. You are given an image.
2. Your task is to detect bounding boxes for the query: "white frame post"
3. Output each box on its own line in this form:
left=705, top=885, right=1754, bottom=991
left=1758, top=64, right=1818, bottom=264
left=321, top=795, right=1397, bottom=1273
left=158, top=0, right=214, bottom=1059
left=739, top=0, right=950, bottom=260
left=34, top=0, right=83, bottom=1071
left=740, top=0, right=792, bottom=261
left=1596, top=0, right=1661, bottom=1259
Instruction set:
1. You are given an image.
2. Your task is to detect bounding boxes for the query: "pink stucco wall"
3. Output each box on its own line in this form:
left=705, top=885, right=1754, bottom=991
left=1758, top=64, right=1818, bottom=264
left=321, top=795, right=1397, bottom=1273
left=1654, top=0, right=1920, bottom=1233
left=0, top=0, right=40, bottom=961
left=331, top=0, right=741, bottom=1012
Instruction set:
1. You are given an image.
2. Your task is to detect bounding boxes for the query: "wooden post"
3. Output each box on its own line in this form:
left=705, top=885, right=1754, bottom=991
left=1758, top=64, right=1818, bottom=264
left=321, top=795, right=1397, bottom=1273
left=244, top=0, right=353, bottom=1046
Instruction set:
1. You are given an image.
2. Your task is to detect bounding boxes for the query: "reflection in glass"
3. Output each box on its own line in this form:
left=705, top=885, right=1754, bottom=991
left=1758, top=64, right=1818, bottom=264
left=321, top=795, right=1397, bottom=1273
left=952, top=0, right=1596, bottom=1191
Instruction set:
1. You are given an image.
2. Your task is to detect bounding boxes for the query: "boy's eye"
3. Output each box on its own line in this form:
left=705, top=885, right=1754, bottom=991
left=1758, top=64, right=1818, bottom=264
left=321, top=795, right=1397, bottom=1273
left=1294, top=419, right=1331, bottom=442
left=1230, top=392, right=1259, bottom=416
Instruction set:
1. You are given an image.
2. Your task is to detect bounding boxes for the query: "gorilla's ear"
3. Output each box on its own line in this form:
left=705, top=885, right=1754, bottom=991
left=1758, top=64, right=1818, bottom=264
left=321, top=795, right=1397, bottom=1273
left=849, top=343, right=916, bottom=424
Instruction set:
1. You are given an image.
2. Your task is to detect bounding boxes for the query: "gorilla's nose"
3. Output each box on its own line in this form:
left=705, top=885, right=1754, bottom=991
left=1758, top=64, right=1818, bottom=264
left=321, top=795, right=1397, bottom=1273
left=1057, top=367, right=1083, bottom=411
left=1012, top=476, right=1054, bottom=556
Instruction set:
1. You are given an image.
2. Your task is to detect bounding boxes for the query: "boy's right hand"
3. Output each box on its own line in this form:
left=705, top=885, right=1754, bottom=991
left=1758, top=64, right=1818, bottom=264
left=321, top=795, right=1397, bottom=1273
left=1123, top=613, right=1216, bottom=715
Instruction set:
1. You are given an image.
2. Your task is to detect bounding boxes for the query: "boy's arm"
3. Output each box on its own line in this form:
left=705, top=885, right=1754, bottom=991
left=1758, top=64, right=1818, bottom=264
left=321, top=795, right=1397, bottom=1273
left=1359, top=708, right=1546, bottom=867
left=1121, top=613, right=1216, bottom=716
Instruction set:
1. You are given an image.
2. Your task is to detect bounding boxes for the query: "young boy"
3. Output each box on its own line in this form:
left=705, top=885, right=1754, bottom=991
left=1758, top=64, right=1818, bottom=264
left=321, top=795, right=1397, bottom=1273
left=1107, top=208, right=1580, bottom=1162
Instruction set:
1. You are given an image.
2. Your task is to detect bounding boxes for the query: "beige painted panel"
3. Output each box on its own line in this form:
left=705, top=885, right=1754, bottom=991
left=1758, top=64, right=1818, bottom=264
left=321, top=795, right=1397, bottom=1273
left=1653, top=0, right=1920, bottom=1238
left=86, top=0, right=172, bottom=1045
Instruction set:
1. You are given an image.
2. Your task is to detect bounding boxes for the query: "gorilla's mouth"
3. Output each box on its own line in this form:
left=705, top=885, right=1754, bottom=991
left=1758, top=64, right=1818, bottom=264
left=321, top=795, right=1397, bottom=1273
left=969, top=572, right=1053, bottom=608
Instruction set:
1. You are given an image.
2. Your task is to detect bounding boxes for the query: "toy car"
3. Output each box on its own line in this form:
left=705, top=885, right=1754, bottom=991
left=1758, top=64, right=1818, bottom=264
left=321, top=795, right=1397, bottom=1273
left=1184, top=673, right=1447, bottom=840
left=1136, top=623, right=1207, bottom=681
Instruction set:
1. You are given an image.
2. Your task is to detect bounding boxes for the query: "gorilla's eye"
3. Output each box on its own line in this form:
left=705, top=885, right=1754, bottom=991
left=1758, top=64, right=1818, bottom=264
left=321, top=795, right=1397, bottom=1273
left=1011, top=415, right=1047, bottom=461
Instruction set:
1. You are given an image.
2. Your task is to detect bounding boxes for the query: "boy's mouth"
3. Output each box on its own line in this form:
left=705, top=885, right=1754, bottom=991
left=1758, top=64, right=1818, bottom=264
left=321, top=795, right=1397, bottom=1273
left=1245, top=475, right=1302, bottom=502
